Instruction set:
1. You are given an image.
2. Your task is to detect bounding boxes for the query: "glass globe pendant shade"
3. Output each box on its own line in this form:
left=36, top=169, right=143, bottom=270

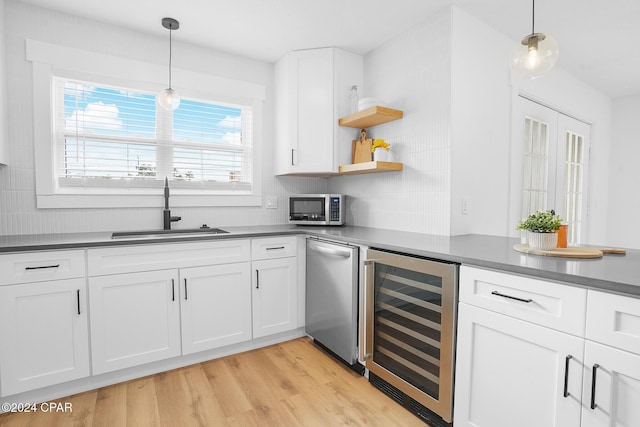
left=157, top=87, right=181, bottom=110
left=510, top=32, right=559, bottom=79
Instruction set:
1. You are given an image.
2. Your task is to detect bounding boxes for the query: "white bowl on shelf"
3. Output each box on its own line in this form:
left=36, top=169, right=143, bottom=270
left=358, top=98, right=379, bottom=111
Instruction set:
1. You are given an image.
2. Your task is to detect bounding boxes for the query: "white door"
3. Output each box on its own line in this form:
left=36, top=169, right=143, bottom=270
left=454, top=303, right=583, bottom=427
left=510, top=96, right=591, bottom=244
left=0, top=278, right=89, bottom=396
left=252, top=257, right=298, bottom=338
left=582, top=341, right=640, bottom=427
left=180, top=263, right=252, bottom=355
left=89, top=270, right=181, bottom=374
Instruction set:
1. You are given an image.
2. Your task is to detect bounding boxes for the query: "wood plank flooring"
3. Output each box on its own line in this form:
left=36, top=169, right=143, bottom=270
left=0, top=337, right=426, bottom=426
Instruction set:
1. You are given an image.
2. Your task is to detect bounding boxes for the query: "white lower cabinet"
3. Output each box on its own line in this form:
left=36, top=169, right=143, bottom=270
left=0, top=237, right=302, bottom=400
left=252, top=257, right=298, bottom=338
left=180, top=263, right=252, bottom=354
left=581, top=341, right=640, bottom=426
left=90, top=263, right=254, bottom=373
left=89, top=270, right=181, bottom=375
left=88, top=238, right=299, bottom=375
left=455, top=302, right=584, bottom=427
left=0, top=278, right=90, bottom=396
left=456, top=266, right=640, bottom=427
left=251, top=236, right=298, bottom=338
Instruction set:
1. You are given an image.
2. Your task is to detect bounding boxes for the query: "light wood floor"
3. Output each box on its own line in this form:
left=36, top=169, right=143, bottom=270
left=0, top=337, right=425, bottom=426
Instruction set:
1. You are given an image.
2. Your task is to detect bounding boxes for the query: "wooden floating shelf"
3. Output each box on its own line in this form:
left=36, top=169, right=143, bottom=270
left=338, top=161, right=403, bottom=175
left=338, top=106, right=403, bottom=128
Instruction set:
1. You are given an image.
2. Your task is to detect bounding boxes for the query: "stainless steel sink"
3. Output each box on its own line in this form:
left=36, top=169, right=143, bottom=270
left=111, top=228, right=229, bottom=240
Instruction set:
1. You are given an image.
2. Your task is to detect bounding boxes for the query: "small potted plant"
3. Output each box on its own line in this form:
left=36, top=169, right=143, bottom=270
left=517, top=210, right=562, bottom=250
left=371, top=138, right=390, bottom=162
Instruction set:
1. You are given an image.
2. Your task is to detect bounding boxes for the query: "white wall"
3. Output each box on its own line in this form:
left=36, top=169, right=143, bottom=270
left=0, top=0, right=325, bottom=236
left=609, top=96, right=640, bottom=249
left=450, top=7, right=612, bottom=243
left=450, top=7, right=513, bottom=237
left=330, top=6, right=612, bottom=242
left=329, top=8, right=453, bottom=235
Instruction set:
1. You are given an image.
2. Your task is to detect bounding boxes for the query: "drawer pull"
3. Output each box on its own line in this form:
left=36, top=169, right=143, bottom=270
left=25, top=264, right=60, bottom=270
left=266, top=246, right=285, bottom=251
left=590, top=364, right=600, bottom=410
left=491, top=290, right=533, bottom=303
left=563, top=355, right=573, bottom=398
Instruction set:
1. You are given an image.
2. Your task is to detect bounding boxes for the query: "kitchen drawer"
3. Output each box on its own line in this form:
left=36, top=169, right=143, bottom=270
left=460, top=266, right=587, bottom=336
left=0, top=250, right=86, bottom=285
left=251, top=236, right=297, bottom=260
left=586, top=290, right=640, bottom=355
left=88, top=239, right=250, bottom=276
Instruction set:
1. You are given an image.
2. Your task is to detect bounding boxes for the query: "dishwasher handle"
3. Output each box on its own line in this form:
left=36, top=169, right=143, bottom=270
left=307, top=241, right=352, bottom=258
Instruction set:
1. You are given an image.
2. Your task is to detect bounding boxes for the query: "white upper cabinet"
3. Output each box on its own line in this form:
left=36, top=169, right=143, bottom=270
left=274, top=47, right=363, bottom=176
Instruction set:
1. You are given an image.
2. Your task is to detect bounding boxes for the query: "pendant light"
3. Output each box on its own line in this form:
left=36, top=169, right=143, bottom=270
left=157, top=17, right=181, bottom=110
left=509, top=0, right=559, bottom=79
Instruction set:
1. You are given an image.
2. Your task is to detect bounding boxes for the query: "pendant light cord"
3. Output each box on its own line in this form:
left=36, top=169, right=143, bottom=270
left=168, top=27, right=172, bottom=89
left=531, top=0, right=536, bottom=34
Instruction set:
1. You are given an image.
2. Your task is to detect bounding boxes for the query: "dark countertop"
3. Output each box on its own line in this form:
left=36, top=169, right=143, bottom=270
left=1, top=225, right=638, bottom=298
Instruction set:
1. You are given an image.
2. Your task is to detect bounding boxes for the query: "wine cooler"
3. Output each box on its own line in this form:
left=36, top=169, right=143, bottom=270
left=363, top=248, right=458, bottom=426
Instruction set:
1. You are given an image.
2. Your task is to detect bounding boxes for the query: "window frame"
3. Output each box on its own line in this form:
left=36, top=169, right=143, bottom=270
left=27, top=39, right=265, bottom=209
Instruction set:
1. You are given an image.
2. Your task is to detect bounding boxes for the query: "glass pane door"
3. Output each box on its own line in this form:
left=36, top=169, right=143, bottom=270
left=372, top=262, right=444, bottom=400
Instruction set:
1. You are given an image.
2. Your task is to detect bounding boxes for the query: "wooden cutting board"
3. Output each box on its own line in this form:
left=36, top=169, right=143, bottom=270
left=352, top=128, right=372, bottom=164
left=513, top=244, right=626, bottom=258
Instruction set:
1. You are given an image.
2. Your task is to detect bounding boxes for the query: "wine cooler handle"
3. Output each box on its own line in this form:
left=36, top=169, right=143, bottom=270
left=361, top=259, right=379, bottom=361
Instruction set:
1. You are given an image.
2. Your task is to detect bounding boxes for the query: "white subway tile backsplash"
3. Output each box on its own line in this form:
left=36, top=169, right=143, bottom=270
left=329, top=8, right=452, bottom=235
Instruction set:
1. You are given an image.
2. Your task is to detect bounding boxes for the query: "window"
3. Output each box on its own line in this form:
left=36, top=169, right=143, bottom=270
left=27, top=39, right=265, bottom=208
left=55, top=78, right=252, bottom=192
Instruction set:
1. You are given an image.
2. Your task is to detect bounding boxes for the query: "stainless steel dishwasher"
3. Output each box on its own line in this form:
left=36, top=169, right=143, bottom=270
left=305, top=237, right=360, bottom=369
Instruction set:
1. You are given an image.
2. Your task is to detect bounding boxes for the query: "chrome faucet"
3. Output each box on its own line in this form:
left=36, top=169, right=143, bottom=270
left=163, top=177, right=182, bottom=230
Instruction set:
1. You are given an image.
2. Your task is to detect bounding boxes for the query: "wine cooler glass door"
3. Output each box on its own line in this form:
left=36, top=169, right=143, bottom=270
left=364, top=249, right=457, bottom=422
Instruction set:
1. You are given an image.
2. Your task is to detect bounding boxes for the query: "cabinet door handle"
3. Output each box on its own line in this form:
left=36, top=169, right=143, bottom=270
left=266, top=246, right=285, bottom=251
left=184, top=279, right=188, bottom=300
left=256, top=270, right=260, bottom=289
left=563, top=355, right=573, bottom=398
left=491, top=290, right=533, bottom=303
left=25, top=264, right=60, bottom=270
left=291, top=149, right=294, bottom=166
left=76, top=289, right=81, bottom=315
left=590, top=364, right=600, bottom=410
left=172, top=279, right=175, bottom=301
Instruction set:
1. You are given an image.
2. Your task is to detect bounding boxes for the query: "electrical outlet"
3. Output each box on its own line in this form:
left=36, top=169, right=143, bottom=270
left=461, top=197, right=469, bottom=215
left=265, top=196, right=277, bottom=209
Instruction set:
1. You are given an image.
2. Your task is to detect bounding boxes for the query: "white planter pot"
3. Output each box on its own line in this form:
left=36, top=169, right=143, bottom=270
left=373, top=148, right=388, bottom=162
left=527, top=231, right=558, bottom=250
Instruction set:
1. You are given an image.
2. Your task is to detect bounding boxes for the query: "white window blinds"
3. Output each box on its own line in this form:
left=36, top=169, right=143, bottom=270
left=54, top=77, right=253, bottom=192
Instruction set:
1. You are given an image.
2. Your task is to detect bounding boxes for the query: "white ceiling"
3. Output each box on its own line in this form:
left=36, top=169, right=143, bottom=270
left=17, top=0, right=640, bottom=99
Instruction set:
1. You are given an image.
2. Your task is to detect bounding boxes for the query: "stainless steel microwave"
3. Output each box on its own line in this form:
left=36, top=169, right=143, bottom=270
left=288, top=194, right=345, bottom=226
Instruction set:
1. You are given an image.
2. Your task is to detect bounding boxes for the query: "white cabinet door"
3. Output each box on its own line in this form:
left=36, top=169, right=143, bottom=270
left=252, top=257, right=298, bottom=338
left=180, top=263, right=252, bottom=355
left=582, top=341, right=640, bottom=427
left=274, top=48, right=363, bottom=175
left=454, top=302, right=583, bottom=427
left=0, top=278, right=89, bottom=396
left=89, top=270, right=181, bottom=374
